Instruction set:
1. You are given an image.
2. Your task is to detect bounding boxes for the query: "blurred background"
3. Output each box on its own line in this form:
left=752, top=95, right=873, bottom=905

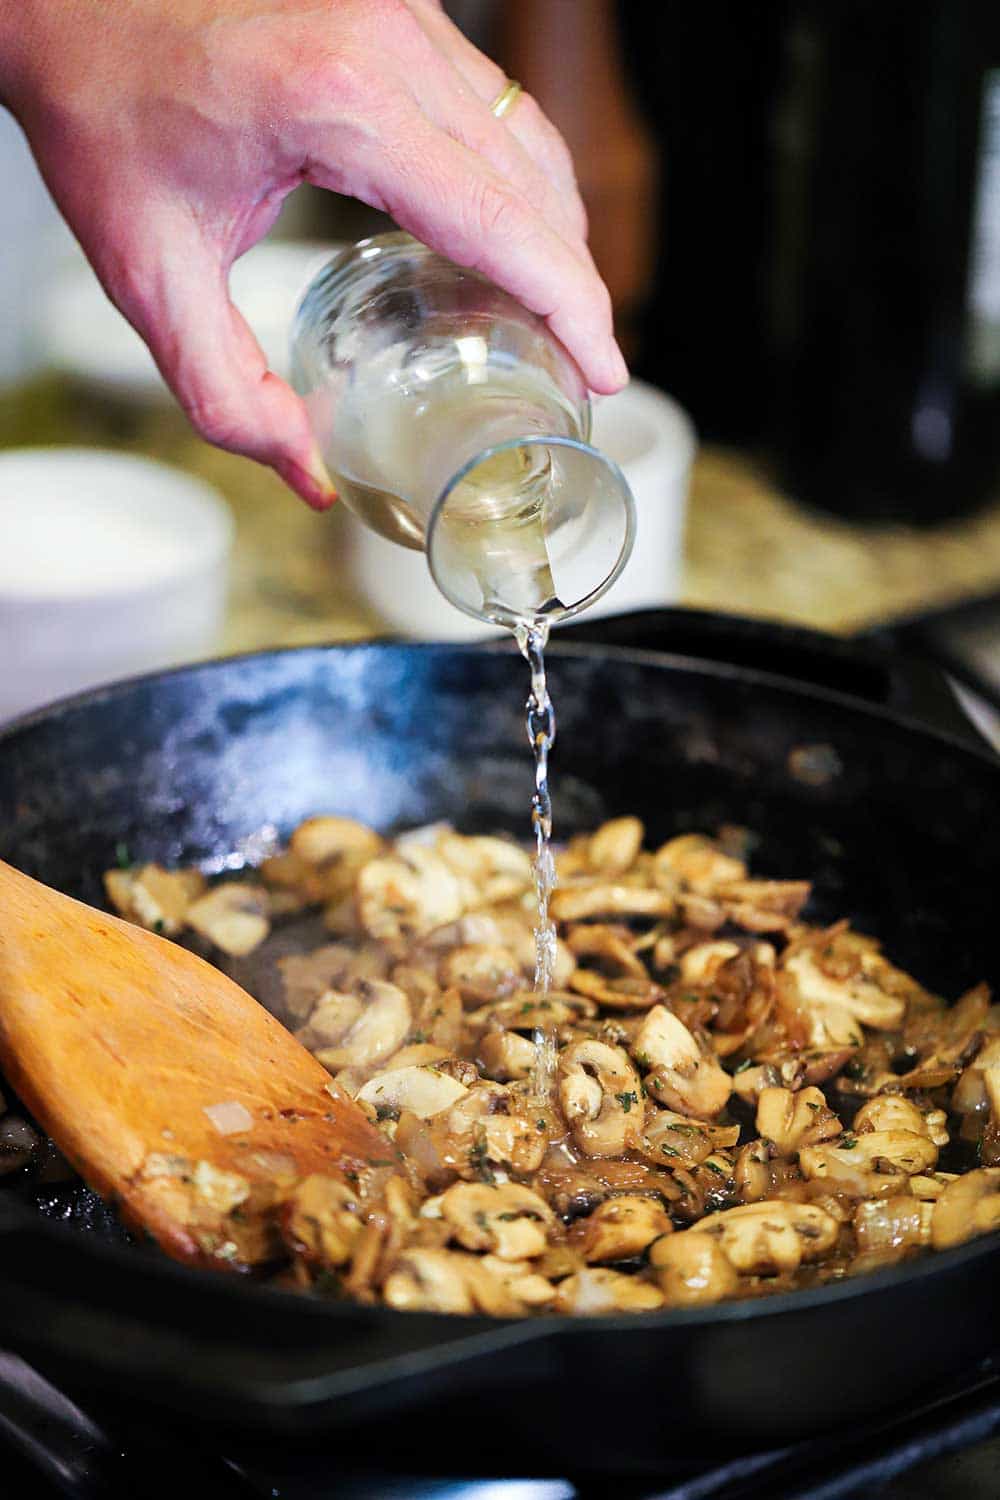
left=2, top=0, right=1000, bottom=717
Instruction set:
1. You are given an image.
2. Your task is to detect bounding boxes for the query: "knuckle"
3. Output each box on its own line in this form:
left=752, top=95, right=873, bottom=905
left=468, top=179, right=528, bottom=244
left=182, top=389, right=248, bottom=453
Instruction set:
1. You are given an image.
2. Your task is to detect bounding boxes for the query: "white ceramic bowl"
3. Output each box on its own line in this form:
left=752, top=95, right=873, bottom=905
left=32, top=240, right=344, bottom=401
left=0, top=448, right=234, bottom=721
left=338, top=378, right=696, bottom=640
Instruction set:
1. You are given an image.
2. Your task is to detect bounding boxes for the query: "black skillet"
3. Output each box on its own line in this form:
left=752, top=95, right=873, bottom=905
left=0, top=609, right=996, bottom=1474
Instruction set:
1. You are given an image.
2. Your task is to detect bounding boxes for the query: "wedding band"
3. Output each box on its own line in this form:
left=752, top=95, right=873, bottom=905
left=490, top=79, right=523, bottom=120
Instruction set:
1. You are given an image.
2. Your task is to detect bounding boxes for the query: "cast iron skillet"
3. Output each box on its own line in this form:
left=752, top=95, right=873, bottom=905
left=0, top=612, right=996, bottom=1473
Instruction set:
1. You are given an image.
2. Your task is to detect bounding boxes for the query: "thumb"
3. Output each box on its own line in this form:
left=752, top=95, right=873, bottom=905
left=118, top=231, right=336, bottom=510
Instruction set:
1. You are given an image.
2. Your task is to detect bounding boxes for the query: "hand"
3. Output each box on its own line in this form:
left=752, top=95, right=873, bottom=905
left=3, top=0, right=627, bottom=507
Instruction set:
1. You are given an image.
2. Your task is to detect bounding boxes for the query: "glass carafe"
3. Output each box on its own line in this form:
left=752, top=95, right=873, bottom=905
left=290, top=233, right=635, bottom=628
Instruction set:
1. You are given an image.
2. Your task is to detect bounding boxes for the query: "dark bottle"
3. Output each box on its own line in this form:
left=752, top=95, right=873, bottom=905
left=770, top=1, right=1000, bottom=523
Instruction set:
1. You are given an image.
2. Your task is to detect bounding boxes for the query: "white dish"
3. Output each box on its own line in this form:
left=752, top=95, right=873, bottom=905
left=339, top=379, right=697, bottom=641
left=32, top=240, right=344, bottom=402
left=0, top=447, right=233, bottom=721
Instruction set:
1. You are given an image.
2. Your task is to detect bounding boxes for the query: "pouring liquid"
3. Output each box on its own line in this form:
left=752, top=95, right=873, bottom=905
left=514, top=618, right=559, bottom=1098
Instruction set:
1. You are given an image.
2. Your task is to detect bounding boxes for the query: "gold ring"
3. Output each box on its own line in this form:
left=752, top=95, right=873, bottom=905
left=490, top=79, right=523, bottom=120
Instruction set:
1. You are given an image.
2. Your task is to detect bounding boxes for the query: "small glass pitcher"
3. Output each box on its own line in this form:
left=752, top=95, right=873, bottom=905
left=290, top=233, right=635, bottom=628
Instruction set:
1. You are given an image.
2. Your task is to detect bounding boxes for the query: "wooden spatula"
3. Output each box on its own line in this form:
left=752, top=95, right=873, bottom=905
left=0, top=860, right=394, bottom=1268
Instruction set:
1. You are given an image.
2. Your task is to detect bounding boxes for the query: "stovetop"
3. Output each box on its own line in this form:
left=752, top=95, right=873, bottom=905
left=2, top=604, right=998, bottom=1499
left=2, top=1350, right=1000, bottom=1499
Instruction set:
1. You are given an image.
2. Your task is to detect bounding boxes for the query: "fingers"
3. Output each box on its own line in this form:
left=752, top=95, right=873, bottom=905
left=312, top=113, right=626, bottom=393
left=405, top=0, right=587, bottom=239
left=116, top=226, right=336, bottom=509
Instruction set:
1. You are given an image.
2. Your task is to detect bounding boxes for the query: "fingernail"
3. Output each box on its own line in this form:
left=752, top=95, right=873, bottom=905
left=610, top=341, right=630, bottom=387
left=308, top=444, right=338, bottom=498
left=275, top=454, right=338, bottom=512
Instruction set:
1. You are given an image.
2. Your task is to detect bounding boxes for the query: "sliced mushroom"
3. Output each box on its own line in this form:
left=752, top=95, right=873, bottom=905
left=639, top=1110, right=739, bottom=1172
left=288, top=815, right=384, bottom=902
left=909, top=1171, right=960, bottom=1202
left=715, top=879, right=811, bottom=933
left=281, top=1174, right=362, bottom=1267
left=558, top=1040, right=644, bottom=1157
left=678, top=941, right=742, bottom=984
left=569, top=969, right=665, bottom=1012
left=478, top=1029, right=537, bottom=1082
left=357, top=847, right=472, bottom=943
left=755, top=1086, right=842, bottom=1157
left=357, top=1064, right=469, bottom=1119
left=566, top=924, right=649, bottom=979
left=853, top=1195, right=933, bottom=1254
left=549, top=885, right=676, bottom=923
left=382, top=1248, right=475, bottom=1313
left=650, top=1230, right=739, bottom=1305
left=853, top=1094, right=949, bottom=1147
left=570, top=1195, right=673, bottom=1263
left=185, top=882, right=270, bottom=957
left=587, top=817, right=644, bottom=876
left=437, top=1181, right=554, bottom=1260
left=478, top=1254, right=556, bottom=1307
left=307, top=981, right=411, bottom=1071
left=553, top=1267, right=664, bottom=1314
left=632, top=1006, right=732, bottom=1119
left=799, top=1130, right=938, bottom=1192
left=436, top=833, right=533, bottom=904
left=468, top=992, right=597, bottom=1033
left=931, top=1168, right=1000, bottom=1250
left=438, top=944, right=522, bottom=1006
left=444, top=1083, right=550, bottom=1175
left=652, top=834, right=746, bottom=894
left=103, top=863, right=206, bottom=935
left=687, top=1200, right=839, bottom=1274
left=277, top=943, right=388, bottom=1026
left=783, top=945, right=907, bottom=1032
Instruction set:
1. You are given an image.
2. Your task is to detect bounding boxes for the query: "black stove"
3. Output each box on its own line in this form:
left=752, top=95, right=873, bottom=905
left=2, top=1349, right=1000, bottom=1499
left=2, top=603, right=998, bottom=1500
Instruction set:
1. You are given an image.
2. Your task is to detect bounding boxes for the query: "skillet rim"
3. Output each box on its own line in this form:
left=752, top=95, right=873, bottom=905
left=0, top=635, right=996, bottom=1354
left=0, top=633, right=997, bottom=771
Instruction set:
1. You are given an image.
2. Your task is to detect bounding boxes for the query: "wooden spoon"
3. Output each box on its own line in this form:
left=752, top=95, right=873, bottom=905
left=0, top=860, right=395, bottom=1268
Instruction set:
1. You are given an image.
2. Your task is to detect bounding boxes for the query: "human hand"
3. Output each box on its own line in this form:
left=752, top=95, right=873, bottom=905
left=4, top=0, right=626, bottom=507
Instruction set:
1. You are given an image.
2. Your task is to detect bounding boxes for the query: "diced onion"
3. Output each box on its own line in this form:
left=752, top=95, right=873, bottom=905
left=203, top=1100, right=254, bottom=1136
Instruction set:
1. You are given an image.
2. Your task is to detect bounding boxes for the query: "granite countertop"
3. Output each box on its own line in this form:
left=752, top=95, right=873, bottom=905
left=4, top=377, right=1000, bottom=653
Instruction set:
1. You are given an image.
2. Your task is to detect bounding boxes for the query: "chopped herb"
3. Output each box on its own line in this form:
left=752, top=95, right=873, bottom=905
left=839, top=1135, right=857, bottom=1150
left=375, top=1104, right=399, bottom=1122
left=474, top=1210, right=490, bottom=1230
left=704, top=1160, right=726, bottom=1177
left=805, top=1101, right=820, bottom=1112
left=733, top=1058, right=755, bottom=1075
left=634, top=1051, right=651, bottom=1069
left=153, top=918, right=165, bottom=935
left=344, top=1171, right=359, bottom=1185
left=520, top=1002, right=534, bottom=1015
left=669, top=1122, right=699, bottom=1136
left=367, top=1157, right=396, bottom=1167
left=468, top=1139, right=495, bottom=1184
left=615, top=1090, right=639, bottom=1114
left=408, top=1030, right=428, bottom=1045
left=660, top=1144, right=680, bottom=1158
left=496, top=1211, right=523, bottom=1222
left=536, top=1119, right=547, bottom=1132
left=843, top=1059, right=866, bottom=1080
left=115, top=841, right=132, bottom=869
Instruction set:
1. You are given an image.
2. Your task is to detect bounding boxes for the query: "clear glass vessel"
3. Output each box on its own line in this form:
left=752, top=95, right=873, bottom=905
left=290, top=233, right=635, bottom=628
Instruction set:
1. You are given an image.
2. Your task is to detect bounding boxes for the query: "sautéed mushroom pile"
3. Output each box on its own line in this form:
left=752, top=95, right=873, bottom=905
left=59, top=817, right=1000, bottom=1313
